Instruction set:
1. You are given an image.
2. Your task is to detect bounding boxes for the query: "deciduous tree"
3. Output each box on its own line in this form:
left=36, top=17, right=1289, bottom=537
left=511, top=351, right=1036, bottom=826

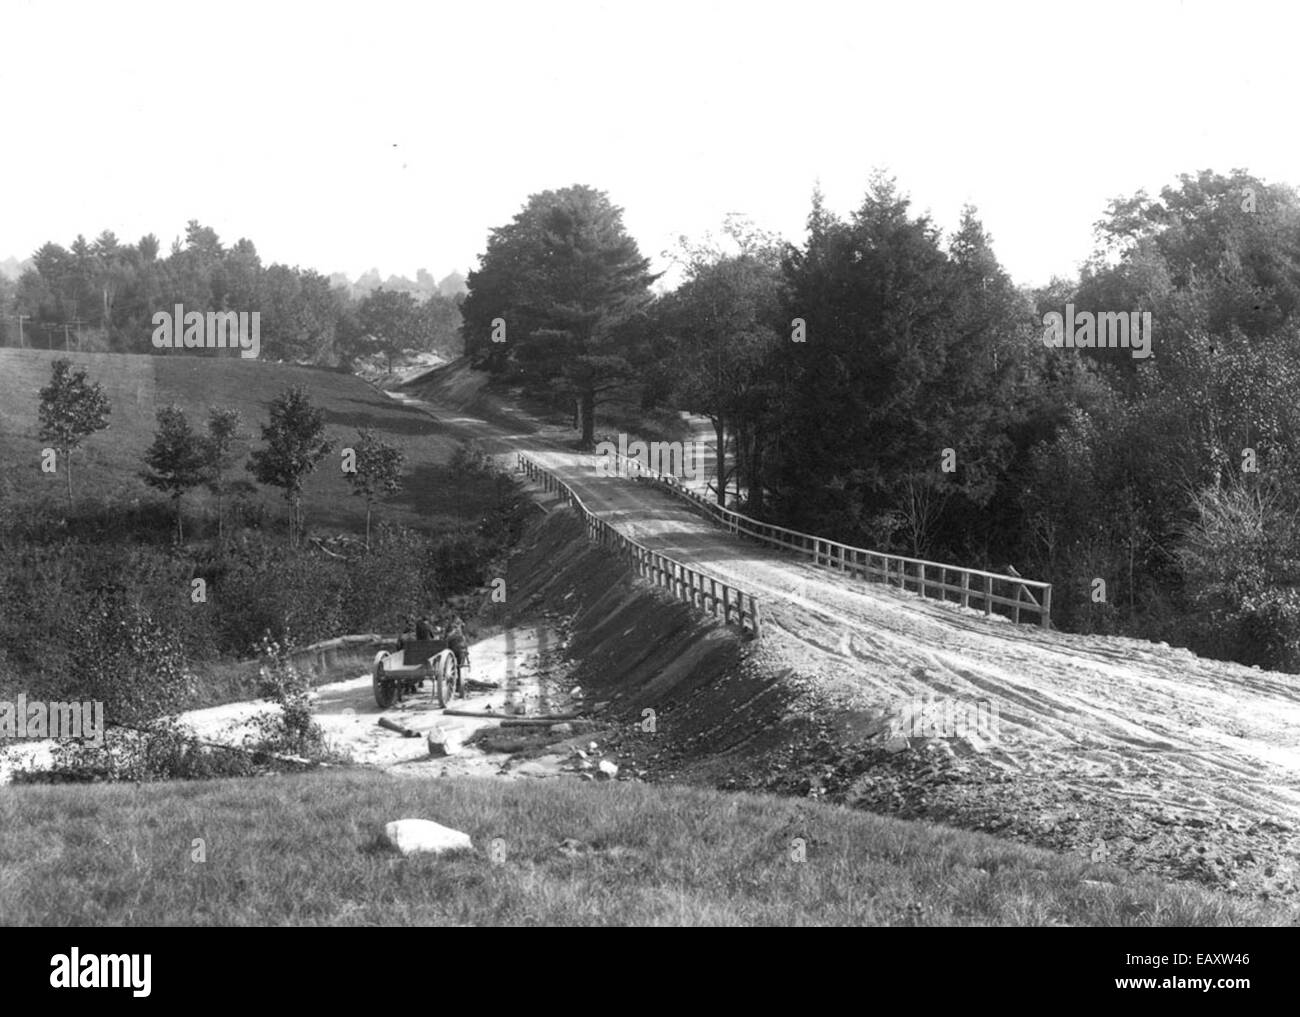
left=342, top=428, right=405, bottom=548
left=247, top=387, right=334, bottom=547
left=38, top=358, right=111, bottom=510
left=140, top=405, right=207, bottom=542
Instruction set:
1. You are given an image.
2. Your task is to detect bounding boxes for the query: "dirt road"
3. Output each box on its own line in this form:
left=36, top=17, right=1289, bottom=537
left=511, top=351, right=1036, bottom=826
left=398, top=365, right=1300, bottom=900
left=0, top=626, right=590, bottom=785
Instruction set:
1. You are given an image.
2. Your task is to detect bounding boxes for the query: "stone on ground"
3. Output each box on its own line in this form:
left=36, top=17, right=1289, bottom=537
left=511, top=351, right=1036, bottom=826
left=383, top=819, right=472, bottom=856
left=427, top=725, right=467, bottom=756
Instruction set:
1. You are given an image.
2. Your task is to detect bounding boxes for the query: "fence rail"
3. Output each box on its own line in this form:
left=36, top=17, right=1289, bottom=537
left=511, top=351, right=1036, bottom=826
left=600, top=450, right=1052, bottom=629
left=517, top=453, right=762, bottom=638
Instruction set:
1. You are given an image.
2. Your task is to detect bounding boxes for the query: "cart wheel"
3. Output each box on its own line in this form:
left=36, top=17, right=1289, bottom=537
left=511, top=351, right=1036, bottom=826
left=373, top=662, right=398, bottom=710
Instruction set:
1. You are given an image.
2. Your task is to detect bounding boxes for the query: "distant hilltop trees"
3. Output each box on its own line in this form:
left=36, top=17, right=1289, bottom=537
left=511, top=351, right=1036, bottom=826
left=0, top=221, right=466, bottom=369
left=329, top=267, right=467, bottom=303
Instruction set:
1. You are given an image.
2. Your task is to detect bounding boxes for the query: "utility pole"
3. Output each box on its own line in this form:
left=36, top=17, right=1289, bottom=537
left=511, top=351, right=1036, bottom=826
left=15, top=314, right=29, bottom=349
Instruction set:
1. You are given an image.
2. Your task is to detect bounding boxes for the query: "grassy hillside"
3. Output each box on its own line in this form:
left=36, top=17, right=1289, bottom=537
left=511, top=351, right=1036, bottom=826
left=0, top=349, right=489, bottom=536
left=0, top=769, right=1278, bottom=927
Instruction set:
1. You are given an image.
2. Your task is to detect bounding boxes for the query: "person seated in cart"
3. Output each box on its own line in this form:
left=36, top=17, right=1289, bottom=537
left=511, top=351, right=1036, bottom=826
left=414, top=613, right=437, bottom=640
left=395, top=615, right=417, bottom=651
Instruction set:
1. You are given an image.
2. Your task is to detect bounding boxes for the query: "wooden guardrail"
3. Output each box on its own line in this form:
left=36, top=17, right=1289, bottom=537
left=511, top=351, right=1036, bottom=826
left=600, top=449, right=1052, bottom=629
left=516, top=453, right=762, bottom=638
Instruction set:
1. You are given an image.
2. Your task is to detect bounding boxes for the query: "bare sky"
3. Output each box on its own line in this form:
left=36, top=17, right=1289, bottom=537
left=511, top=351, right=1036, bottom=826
left=3, top=0, right=1296, bottom=288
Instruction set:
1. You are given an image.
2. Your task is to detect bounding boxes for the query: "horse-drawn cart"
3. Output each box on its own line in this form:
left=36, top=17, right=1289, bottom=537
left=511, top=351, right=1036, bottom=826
left=371, top=639, right=466, bottom=709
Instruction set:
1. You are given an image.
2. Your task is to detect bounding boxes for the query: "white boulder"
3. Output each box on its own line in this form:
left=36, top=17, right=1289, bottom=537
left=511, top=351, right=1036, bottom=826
left=383, top=819, right=472, bottom=856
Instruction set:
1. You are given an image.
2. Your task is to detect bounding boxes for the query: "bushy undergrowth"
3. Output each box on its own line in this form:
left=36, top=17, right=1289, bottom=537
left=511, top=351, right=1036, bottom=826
left=13, top=718, right=261, bottom=784
left=10, top=634, right=351, bottom=785
left=1177, top=482, right=1300, bottom=671
left=0, top=528, right=435, bottom=699
left=0, top=444, right=531, bottom=722
left=248, top=632, right=337, bottom=761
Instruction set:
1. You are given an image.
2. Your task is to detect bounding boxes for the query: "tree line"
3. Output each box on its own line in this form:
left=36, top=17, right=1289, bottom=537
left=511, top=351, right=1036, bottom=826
left=1, top=221, right=464, bottom=369
left=461, top=171, right=1300, bottom=672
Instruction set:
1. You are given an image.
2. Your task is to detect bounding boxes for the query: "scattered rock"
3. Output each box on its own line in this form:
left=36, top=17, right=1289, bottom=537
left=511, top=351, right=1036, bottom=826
left=427, top=726, right=467, bottom=757
left=383, top=819, right=472, bottom=856
left=598, top=759, right=619, bottom=780
left=550, top=722, right=574, bottom=735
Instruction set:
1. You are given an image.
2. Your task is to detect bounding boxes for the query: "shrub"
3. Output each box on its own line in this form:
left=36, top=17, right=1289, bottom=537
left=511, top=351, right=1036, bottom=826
left=11, top=718, right=261, bottom=784
left=71, top=597, right=195, bottom=727
left=250, top=632, right=336, bottom=761
left=1177, top=482, right=1300, bottom=671
left=449, top=440, right=496, bottom=478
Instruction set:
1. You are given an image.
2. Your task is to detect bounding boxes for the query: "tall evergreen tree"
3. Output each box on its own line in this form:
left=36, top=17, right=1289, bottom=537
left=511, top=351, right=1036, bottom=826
left=462, top=185, right=656, bottom=445
left=770, top=175, right=1019, bottom=554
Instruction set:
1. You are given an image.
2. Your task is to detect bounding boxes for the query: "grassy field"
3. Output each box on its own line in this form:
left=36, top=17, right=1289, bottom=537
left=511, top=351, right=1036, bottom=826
left=0, top=769, right=1279, bottom=926
left=0, top=348, right=491, bottom=536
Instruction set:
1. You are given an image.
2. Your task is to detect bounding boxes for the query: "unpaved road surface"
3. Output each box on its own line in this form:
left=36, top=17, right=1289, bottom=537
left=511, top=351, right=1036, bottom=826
left=527, top=447, right=1300, bottom=818
left=0, top=626, right=593, bottom=785
left=401, top=365, right=1300, bottom=903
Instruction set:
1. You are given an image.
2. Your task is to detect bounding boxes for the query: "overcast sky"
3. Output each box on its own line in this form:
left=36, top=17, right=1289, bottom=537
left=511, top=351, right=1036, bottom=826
left=2, top=0, right=1296, bottom=289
